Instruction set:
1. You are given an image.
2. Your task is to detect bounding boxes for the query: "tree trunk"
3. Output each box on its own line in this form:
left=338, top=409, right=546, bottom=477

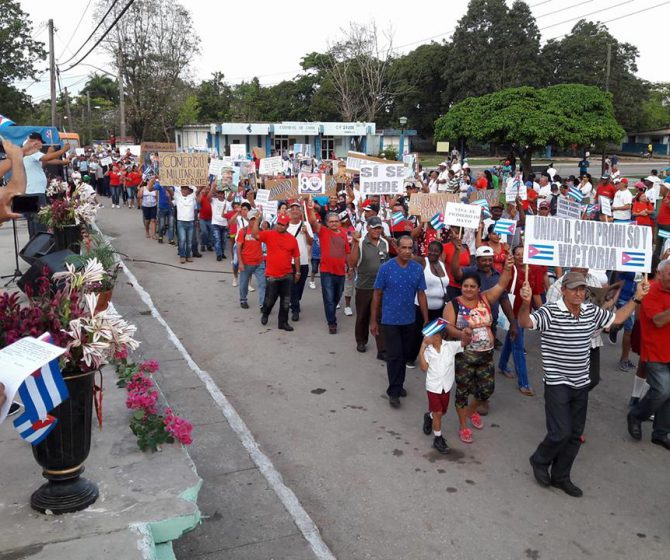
left=521, top=151, right=533, bottom=181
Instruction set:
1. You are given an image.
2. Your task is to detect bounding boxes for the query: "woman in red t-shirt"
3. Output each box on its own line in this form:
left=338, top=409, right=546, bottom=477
left=124, top=166, right=142, bottom=209
left=107, top=165, right=123, bottom=208
left=443, top=227, right=472, bottom=300
left=476, top=223, right=509, bottom=274
left=632, top=192, right=655, bottom=227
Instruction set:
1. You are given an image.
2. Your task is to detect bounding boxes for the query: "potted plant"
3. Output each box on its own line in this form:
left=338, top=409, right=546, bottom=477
left=38, top=180, right=100, bottom=253
left=0, top=259, right=139, bottom=514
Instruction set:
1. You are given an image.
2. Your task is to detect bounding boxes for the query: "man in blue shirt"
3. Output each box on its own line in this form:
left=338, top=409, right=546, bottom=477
left=371, top=235, right=428, bottom=407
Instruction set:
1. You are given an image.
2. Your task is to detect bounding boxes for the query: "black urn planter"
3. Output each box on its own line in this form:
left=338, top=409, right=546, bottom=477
left=30, top=369, right=99, bottom=514
left=53, top=224, right=82, bottom=254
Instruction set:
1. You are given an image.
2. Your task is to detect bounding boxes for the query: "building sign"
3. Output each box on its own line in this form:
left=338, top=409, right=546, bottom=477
left=274, top=122, right=320, bottom=135
left=321, top=122, right=368, bottom=136
left=220, top=123, right=270, bottom=135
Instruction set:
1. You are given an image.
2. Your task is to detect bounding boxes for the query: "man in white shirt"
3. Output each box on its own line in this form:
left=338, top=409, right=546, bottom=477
left=537, top=176, right=552, bottom=201
left=612, top=180, right=633, bottom=222
left=436, top=162, right=449, bottom=189
left=287, top=201, right=312, bottom=322
left=546, top=162, right=558, bottom=180
left=174, top=185, right=196, bottom=263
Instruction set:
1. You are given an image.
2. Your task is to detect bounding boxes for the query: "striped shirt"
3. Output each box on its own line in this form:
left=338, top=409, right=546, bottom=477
left=530, top=299, right=614, bottom=388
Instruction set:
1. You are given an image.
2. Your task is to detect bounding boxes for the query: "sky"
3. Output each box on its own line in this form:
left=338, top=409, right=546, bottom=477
left=16, top=0, right=670, bottom=105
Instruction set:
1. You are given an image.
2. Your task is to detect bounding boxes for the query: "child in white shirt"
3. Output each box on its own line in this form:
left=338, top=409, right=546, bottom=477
left=419, top=329, right=470, bottom=454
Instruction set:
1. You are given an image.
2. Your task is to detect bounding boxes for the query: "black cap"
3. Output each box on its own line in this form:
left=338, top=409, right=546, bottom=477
left=28, top=132, right=45, bottom=143
left=366, top=216, right=383, bottom=228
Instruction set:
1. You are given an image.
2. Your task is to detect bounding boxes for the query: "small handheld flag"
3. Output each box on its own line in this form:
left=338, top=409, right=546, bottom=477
left=568, top=187, right=584, bottom=202
left=471, top=198, right=491, bottom=218
left=13, top=411, right=57, bottom=445
left=493, top=218, right=516, bottom=236
left=430, top=212, right=445, bottom=230
left=422, top=317, right=448, bottom=337
left=391, top=211, right=405, bottom=226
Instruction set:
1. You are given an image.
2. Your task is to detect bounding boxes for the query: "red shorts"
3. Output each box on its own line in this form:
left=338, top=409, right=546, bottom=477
left=427, top=390, right=451, bottom=414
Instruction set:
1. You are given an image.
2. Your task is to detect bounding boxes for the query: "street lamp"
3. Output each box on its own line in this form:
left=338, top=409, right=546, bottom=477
left=399, top=116, right=408, bottom=161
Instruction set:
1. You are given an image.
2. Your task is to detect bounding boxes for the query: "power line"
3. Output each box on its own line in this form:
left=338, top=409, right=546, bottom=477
left=536, top=0, right=593, bottom=18
left=529, top=0, right=555, bottom=6
left=57, top=0, right=94, bottom=60
left=539, top=0, right=636, bottom=30
left=60, top=0, right=136, bottom=73
left=58, top=0, right=120, bottom=66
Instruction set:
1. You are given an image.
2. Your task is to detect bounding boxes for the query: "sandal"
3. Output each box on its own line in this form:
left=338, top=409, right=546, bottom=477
left=459, top=427, right=473, bottom=444
left=519, top=386, right=535, bottom=396
left=469, top=412, right=484, bottom=430
left=498, top=369, right=515, bottom=379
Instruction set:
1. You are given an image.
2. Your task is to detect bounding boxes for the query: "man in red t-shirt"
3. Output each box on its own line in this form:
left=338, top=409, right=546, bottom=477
left=307, top=198, right=351, bottom=334
left=654, top=188, right=670, bottom=261
left=252, top=211, right=300, bottom=331
left=236, top=210, right=266, bottom=310
left=628, top=261, right=670, bottom=449
left=595, top=175, right=616, bottom=222
left=198, top=183, right=214, bottom=252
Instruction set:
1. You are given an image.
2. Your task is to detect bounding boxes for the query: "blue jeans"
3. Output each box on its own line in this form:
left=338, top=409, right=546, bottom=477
left=631, top=362, right=670, bottom=438
left=199, top=218, right=214, bottom=249
left=110, top=185, right=122, bottom=206
left=239, top=262, right=266, bottom=306
left=320, top=272, right=345, bottom=326
left=127, top=186, right=137, bottom=205
left=177, top=220, right=194, bottom=258
left=498, top=320, right=529, bottom=388
left=158, top=208, right=175, bottom=242
left=211, top=225, right=228, bottom=257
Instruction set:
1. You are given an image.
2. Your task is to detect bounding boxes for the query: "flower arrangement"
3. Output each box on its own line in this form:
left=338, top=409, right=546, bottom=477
left=112, top=352, right=193, bottom=451
left=66, top=233, right=121, bottom=292
left=38, top=182, right=99, bottom=230
left=45, top=178, right=69, bottom=198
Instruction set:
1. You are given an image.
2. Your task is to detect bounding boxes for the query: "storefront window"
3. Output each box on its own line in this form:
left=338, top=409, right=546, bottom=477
left=321, top=136, right=334, bottom=160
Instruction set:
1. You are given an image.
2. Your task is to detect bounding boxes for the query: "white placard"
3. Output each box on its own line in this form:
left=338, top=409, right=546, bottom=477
left=259, top=156, right=284, bottom=176
left=0, top=336, right=66, bottom=424
left=523, top=215, right=652, bottom=273
left=100, top=156, right=113, bottom=166
left=359, top=163, right=405, bottom=195
left=75, top=148, right=85, bottom=156
left=259, top=200, right=278, bottom=216
left=255, top=189, right=270, bottom=206
left=599, top=196, right=612, bottom=216
left=208, top=159, right=226, bottom=177
left=556, top=197, right=582, bottom=220
left=230, top=144, right=246, bottom=160
left=505, top=176, right=527, bottom=202
left=298, top=172, right=326, bottom=195
left=444, top=201, right=482, bottom=229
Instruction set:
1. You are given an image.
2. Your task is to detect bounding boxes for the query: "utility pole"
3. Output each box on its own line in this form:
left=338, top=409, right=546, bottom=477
left=87, top=92, right=92, bottom=147
left=601, top=43, right=612, bottom=175
left=118, top=50, right=126, bottom=138
left=48, top=19, right=56, bottom=128
left=63, top=87, right=73, bottom=131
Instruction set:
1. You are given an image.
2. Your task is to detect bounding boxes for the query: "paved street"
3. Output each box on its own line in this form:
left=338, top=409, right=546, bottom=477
left=86, top=203, right=670, bottom=560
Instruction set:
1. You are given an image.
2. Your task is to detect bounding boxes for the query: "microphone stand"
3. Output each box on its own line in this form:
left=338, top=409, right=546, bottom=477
left=1, top=217, right=23, bottom=287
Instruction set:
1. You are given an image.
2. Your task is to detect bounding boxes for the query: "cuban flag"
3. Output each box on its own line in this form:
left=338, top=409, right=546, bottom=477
left=568, top=187, right=584, bottom=202
left=493, top=218, right=516, bottom=236
left=0, top=114, right=15, bottom=128
left=422, top=317, right=448, bottom=337
left=13, top=412, right=57, bottom=445
left=527, top=244, right=555, bottom=261
left=621, top=251, right=646, bottom=267
left=430, top=212, right=445, bottom=230
left=391, top=211, right=405, bottom=226
left=658, top=229, right=670, bottom=239
left=471, top=198, right=491, bottom=218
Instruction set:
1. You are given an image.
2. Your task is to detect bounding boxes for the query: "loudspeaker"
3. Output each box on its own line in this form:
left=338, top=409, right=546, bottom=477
left=19, top=232, right=55, bottom=264
left=18, top=250, right=76, bottom=294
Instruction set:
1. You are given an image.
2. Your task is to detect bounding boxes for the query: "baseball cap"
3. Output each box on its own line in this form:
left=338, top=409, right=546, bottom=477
left=181, top=185, right=195, bottom=190
left=276, top=213, right=290, bottom=225
left=462, top=162, right=470, bottom=169
left=475, top=246, right=495, bottom=258
left=288, top=199, right=301, bottom=207
left=221, top=165, right=234, bottom=173
left=438, top=161, right=448, bottom=167
left=539, top=201, right=550, bottom=209
left=367, top=216, right=383, bottom=229
left=563, top=272, right=587, bottom=289
left=28, top=132, right=45, bottom=143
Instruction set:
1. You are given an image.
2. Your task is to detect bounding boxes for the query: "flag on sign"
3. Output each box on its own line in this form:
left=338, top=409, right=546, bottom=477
left=493, top=218, right=516, bottom=236
left=658, top=229, right=670, bottom=239
left=422, top=317, right=448, bottom=337
left=527, top=244, right=555, bottom=261
left=430, top=212, right=445, bottom=230
left=0, top=114, right=16, bottom=128
left=568, top=187, right=584, bottom=202
left=13, top=411, right=57, bottom=445
left=391, top=211, right=405, bottom=226
left=621, top=251, right=646, bottom=267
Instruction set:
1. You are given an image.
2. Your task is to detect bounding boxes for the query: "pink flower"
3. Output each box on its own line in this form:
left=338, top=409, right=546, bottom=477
left=115, top=347, right=129, bottom=360
left=126, top=373, right=158, bottom=415
left=164, top=408, right=193, bottom=445
left=139, top=359, right=159, bottom=373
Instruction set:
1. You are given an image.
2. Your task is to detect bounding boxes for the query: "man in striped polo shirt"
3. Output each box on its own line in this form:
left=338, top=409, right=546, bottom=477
left=518, top=272, right=648, bottom=497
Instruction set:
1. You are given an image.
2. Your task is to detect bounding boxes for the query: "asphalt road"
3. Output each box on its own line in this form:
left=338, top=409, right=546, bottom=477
left=93, top=205, right=669, bottom=560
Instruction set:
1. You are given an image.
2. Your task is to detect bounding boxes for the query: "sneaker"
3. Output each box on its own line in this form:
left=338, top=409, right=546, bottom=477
left=336, top=303, right=341, bottom=309
left=240, top=302, right=249, bottom=309
left=328, top=324, right=337, bottom=334
left=469, top=412, right=484, bottom=430
left=405, top=361, right=417, bottom=369
left=608, top=329, right=619, bottom=345
left=309, top=281, right=316, bottom=289
left=344, top=306, right=353, bottom=316
left=422, top=412, right=432, bottom=435
left=389, top=396, right=400, bottom=408
left=249, top=285, right=255, bottom=292
left=625, top=360, right=636, bottom=369
left=185, top=257, right=193, bottom=263
left=158, top=237, right=164, bottom=244
left=232, top=279, right=239, bottom=287
left=356, top=343, right=366, bottom=353
left=459, top=427, right=473, bottom=444
left=169, top=240, right=176, bottom=245
left=180, top=258, right=186, bottom=264
left=618, top=360, right=629, bottom=372
left=433, top=435, right=450, bottom=454
left=260, top=314, right=269, bottom=326
left=292, top=312, right=300, bottom=322
left=216, top=256, right=222, bottom=262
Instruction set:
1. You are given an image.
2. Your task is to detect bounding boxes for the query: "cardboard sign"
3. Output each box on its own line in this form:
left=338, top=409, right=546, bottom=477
left=252, top=146, right=266, bottom=159
left=298, top=173, right=327, bottom=195
left=230, top=144, right=246, bottom=160
left=359, top=163, right=405, bottom=195
left=324, top=176, right=338, bottom=197
left=345, top=151, right=389, bottom=173
left=556, top=197, right=582, bottom=220
left=267, top=177, right=299, bottom=200
left=436, top=141, right=450, bottom=153
left=523, top=215, right=653, bottom=273
left=259, top=156, right=284, bottom=176
left=100, top=156, right=113, bottom=166
left=158, top=152, right=209, bottom=186
left=444, top=202, right=482, bottom=229
left=408, top=193, right=460, bottom=221
left=599, top=196, right=612, bottom=216
left=469, top=189, right=503, bottom=208
left=140, top=142, right=176, bottom=165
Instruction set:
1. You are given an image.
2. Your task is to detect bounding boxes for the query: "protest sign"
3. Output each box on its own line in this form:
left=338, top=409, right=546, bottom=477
left=359, top=163, right=405, bottom=195
left=259, top=156, right=284, bottom=176
left=208, top=158, right=227, bottom=177
left=444, top=202, right=482, bottom=229
left=159, top=152, right=209, bottom=186
left=505, top=177, right=526, bottom=202
left=252, top=146, right=266, bottom=159
left=556, top=197, right=582, bottom=220
left=345, top=151, right=389, bottom=173
left=403, top=154, right=416, bottom=179
left=469, top=189, right=502, bottom=208
left=599, top=196, right=612, bottom=216
left=255, top=189, right=270, bottom=206
left=75, top=148, right=85, bottom=156
left=100, top=156, right=113, bottom=166
left=119, top=144, right=141, bottom=157
left=408, top=193, right=460, bottom=221
left=493, top=218, right=517, bottom=236
left=324, top=176, right=338, bottom=196
left=259, top=200, right=278, bottom=216
left=267, top=177, right=299, bottom=200
left=523, top=215, right=652, bottom=273
left=436, top=142, right=450, bottom=153
left=298, top=173, right=327, bottom=195
left=230, top=144, right=246, bottom=160
left=140, top=142, right=176, bottom=167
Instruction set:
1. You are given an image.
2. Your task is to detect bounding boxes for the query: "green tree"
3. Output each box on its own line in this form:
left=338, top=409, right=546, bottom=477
left=195, top=72, right=231, bottom=122
left=444, top=0, right=541, bottom=104
left=434, top=84, right=625, bottom=175
left=540, top=20, right=648, bottom=132
left=639, top=82, right=670, bottom=131
left=175, top=94, right=200, bottom=127
left=79, top=74, right=119, bottom=105
left=0, top=0, right=47, bottom=84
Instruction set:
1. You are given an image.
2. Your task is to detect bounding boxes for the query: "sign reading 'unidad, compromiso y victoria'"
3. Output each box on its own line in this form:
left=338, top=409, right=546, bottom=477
left=523, top=216, right=653, bottom=273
